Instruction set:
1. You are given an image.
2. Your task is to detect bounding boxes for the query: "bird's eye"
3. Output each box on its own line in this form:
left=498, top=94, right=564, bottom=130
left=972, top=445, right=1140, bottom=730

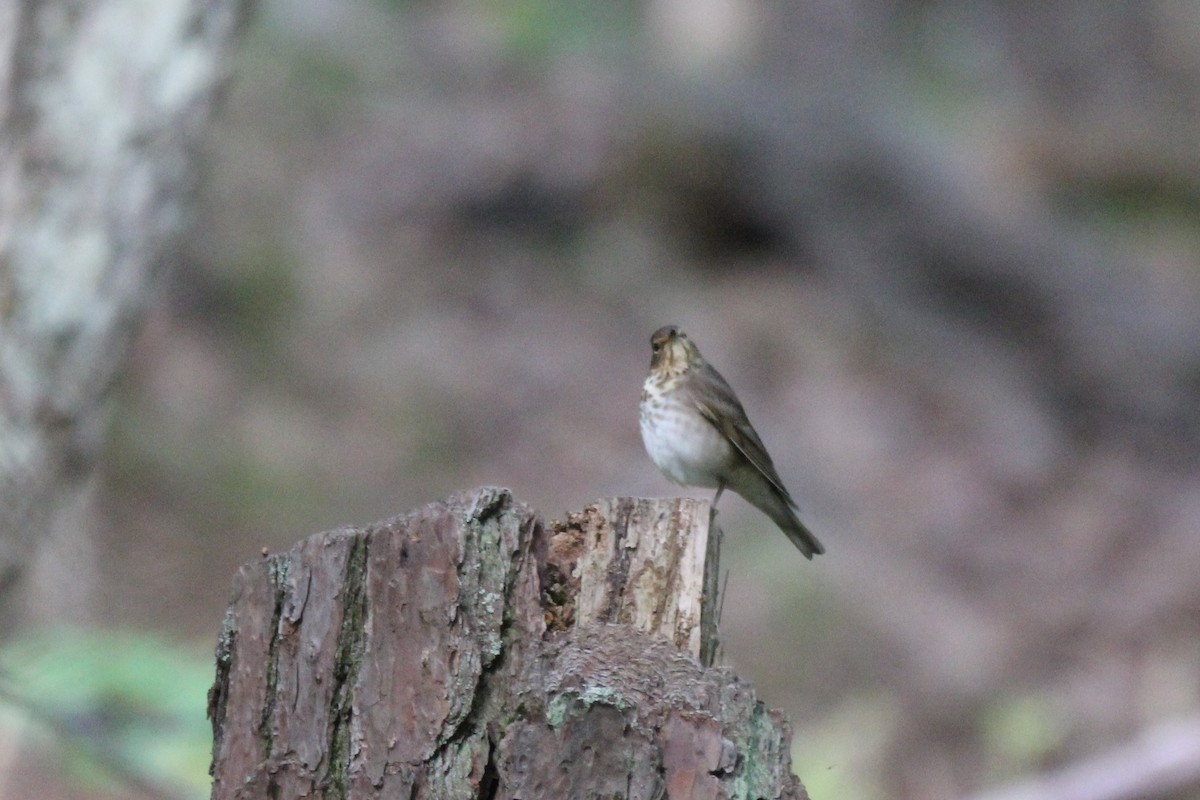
left=652, top=343, right=661, bottom=352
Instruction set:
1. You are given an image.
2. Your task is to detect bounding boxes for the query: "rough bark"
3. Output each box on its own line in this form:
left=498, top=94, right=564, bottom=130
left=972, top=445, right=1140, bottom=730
left=208, top=487, right=804, bottom=800
left=0, top=0, right=253, bottom=627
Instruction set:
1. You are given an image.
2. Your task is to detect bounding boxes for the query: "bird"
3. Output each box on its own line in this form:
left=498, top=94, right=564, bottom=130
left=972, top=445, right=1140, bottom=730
left=639, top=324, right=825, bottom=559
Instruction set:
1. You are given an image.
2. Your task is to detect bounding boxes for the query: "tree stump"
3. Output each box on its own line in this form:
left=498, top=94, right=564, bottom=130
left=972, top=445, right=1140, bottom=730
left=207, top=487, right=806, bottom=799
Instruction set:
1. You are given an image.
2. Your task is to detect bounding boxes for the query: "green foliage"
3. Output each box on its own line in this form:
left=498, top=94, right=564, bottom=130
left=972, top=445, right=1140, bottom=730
left=494, top=0, right=637, bottom=63
left=0, top=628, right=214, bottom=800
left=792, top=693, right=896, bottom=800
left=1054, top=174, right=1200, bottom=229
left=982, top=692, right=1067, bottom=775
left=208, top=244, right=300, bottom=353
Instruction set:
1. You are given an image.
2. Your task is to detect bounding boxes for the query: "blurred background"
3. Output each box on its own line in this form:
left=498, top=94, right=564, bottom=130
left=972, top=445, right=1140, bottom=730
left=3, top=1, right=1200, bottom=798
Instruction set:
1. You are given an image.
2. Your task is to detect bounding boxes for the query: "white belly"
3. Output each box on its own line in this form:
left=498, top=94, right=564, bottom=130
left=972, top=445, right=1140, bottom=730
left=639, top=383, right=733, bottom=488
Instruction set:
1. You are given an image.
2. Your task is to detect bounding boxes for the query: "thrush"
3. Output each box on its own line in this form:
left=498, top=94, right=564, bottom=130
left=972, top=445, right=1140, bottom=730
left=639, top=325, right=825, bottom=559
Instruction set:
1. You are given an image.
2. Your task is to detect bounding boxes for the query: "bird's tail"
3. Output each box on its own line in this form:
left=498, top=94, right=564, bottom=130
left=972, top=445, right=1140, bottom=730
left=774, top=505, right=825, bottom=560
left=752, top=485, right=826, bottom=560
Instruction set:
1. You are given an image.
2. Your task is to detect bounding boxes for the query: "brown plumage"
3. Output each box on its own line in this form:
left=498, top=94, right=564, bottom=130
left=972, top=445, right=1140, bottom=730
left=639, top=325, right=825, bottom=559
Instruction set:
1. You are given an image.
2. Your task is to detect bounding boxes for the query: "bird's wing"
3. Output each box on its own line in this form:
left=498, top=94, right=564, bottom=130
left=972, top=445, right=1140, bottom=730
left=687, top=361, right=796, bottom=505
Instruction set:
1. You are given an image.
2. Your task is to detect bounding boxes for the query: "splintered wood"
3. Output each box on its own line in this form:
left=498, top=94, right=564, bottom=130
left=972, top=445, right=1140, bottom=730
left=545, top=498, right=721, bottom=666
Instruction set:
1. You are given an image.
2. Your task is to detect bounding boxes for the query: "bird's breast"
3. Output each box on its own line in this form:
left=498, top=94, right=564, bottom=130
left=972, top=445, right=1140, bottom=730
left=639, top=376, right=732, bottom=488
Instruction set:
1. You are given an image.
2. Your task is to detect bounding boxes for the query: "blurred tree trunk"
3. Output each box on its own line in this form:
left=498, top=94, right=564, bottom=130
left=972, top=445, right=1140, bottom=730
left=208, top=488, right=805, bottom=800
left=0, top=0, right=252, bottom=629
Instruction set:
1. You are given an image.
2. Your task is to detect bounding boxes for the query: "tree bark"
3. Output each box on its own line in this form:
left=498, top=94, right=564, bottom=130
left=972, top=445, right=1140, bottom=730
left=0, top=0, right=253, bottom=628
left=208, top=487, right=805, bottom=800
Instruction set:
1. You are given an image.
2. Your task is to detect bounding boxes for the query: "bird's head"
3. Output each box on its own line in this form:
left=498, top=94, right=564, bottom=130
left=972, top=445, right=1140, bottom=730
left=649, top=325, right=700, bottom=373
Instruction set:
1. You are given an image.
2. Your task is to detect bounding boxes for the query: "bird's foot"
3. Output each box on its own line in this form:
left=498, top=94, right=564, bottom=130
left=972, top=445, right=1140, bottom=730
left=711, top=483, right=725, bottom=512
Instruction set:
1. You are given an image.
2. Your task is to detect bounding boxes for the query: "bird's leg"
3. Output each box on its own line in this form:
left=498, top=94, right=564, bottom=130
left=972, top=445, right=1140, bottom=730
left=712, top=481, right=726, bottom=512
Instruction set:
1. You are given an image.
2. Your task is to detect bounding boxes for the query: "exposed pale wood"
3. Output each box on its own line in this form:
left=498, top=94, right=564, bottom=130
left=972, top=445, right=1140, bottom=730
left=208, top=488, right=804, bottom=800
left=546, top=497, right=721, bottom=666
